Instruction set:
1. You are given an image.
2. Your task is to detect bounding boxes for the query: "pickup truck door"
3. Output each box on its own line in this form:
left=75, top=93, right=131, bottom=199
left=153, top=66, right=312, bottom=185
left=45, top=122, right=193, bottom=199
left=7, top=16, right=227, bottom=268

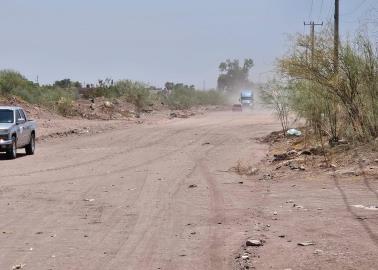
left=20, top=109, right=32, bottom=145
left=15, top=109, right=27, bottom=147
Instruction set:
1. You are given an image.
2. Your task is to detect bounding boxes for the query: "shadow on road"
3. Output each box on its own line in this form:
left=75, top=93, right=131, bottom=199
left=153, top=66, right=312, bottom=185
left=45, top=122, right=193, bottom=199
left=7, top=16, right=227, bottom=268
left=331, top=154, right=378, bottom=247
left=354, top=149, right=378, bottom=200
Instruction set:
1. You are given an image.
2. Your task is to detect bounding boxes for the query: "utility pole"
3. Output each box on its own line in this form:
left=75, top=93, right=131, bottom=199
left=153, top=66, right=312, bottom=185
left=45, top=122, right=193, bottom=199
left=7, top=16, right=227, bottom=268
left=202, top=80, right=206, bottom=91
left=304, top=21, right=323, bottom=65
left=334, top=0, right=339, bottom=72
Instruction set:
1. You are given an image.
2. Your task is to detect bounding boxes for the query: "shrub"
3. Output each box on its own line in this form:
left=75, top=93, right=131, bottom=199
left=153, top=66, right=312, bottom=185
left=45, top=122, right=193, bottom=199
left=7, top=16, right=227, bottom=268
left=115, top=80, right=151, bottom=111
left=0, top=70, right=34, bottom=94
left=163, top=84, right=226, bottom=109
left=56, top=96, right=76, bottom=116
left=13, top=86, right=76, bottom=107
left=261, top=79, right=291, bottom=135
left=278, top=25, right=378, bottom=143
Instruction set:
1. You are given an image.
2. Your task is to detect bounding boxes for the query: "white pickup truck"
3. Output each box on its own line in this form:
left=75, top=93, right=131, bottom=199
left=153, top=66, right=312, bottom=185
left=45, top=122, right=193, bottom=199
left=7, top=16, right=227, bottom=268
left=0, top=106, right=36, bottom=159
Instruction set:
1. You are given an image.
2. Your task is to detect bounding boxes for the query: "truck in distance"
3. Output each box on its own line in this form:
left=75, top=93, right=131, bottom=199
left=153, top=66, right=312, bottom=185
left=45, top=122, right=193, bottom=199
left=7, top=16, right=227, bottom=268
left=240, top=90, right=254, bottom=108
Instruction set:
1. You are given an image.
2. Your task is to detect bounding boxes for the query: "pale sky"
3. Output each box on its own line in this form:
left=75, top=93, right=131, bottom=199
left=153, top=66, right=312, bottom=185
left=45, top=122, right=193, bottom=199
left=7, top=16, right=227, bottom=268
left=0, top=0, right=377, bottom=88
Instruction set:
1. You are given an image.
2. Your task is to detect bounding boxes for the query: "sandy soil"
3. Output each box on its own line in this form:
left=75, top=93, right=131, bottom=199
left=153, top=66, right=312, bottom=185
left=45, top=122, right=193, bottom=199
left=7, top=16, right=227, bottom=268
left=234, top=167, right=378, bottom=270
left=0, top=110, right=377, bottom=270
left=34, top=107, right=212, bottom=140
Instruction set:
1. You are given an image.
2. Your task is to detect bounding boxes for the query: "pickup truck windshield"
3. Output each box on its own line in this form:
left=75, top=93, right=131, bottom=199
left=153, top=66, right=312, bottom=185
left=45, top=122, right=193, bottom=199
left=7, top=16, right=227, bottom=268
left=0, top=110, right=14, bottom=123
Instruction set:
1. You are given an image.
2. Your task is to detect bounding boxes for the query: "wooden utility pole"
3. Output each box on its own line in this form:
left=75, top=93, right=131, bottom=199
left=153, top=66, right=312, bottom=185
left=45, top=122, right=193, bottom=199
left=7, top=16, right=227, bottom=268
left=334, top=0, right=339, bottom=72
left=304, top=21, right=323, bottom=64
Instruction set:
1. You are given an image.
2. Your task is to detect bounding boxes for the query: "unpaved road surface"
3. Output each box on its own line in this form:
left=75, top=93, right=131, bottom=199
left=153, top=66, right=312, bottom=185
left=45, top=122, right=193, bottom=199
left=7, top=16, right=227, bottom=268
left=1, top=110, right=377, bottom=270
left=0, top=111, right=279, bottom=270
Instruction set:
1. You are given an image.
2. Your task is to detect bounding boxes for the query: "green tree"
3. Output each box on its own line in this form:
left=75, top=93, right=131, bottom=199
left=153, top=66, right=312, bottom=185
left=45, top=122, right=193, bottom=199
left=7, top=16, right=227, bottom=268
left=54, top=78, right=82, bottom=88
left=217, top=59, right=254, bottom=92
left=165, top=82, right=175, bottom=91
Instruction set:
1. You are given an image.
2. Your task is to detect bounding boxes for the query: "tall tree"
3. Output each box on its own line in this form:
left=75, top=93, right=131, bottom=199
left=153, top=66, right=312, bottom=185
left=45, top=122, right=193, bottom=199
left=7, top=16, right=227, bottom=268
left=54, top=79, right=82, bottom=88
left=217, top=59, right=254, bottom=92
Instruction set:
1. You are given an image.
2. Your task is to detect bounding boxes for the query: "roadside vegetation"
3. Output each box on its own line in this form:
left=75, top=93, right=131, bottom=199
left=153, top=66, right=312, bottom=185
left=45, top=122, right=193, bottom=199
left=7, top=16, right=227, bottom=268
left=0, top=70, right=78, bottom=116
left=162, top=82, right=226, bottom=110
left=0, top=70, right=226, bottom=117
left=262, top=25, right=378, bottom=146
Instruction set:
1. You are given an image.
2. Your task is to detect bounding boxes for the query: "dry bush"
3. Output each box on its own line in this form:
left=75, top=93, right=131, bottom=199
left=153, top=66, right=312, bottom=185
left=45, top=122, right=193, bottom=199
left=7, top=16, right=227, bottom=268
left=230, top=160, right=259, bottom=176
left=261, top=79, right=291, bottom=135
left=278, top=25, right=378, bottom=143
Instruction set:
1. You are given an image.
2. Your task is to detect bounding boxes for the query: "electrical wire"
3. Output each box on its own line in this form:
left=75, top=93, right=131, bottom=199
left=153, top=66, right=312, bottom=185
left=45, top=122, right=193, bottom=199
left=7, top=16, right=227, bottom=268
left=326, top=0, right=334, bottom=23
left=341, top=0, right=369, bottom=16
left=317, top=0, right=324, bottom=22
left=309, top=0, right=314, bottom=20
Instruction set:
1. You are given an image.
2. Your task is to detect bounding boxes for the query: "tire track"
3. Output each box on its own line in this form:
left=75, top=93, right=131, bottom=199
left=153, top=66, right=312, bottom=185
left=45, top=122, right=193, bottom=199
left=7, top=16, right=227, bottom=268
left=0, top=124, right=217, bottom=269
left=98, top=128, right=218, bottom=269
left=0, top=128, right=184, bottom=178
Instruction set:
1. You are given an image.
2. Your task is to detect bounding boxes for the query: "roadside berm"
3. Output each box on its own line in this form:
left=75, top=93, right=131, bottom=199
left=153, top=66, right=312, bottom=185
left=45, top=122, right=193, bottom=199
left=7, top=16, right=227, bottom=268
left=234, top=129, right=378, bottom=270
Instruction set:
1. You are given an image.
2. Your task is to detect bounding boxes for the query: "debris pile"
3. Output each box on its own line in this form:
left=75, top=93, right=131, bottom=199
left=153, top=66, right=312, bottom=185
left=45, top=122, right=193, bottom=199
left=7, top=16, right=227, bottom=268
left=230, top=160, right=259, bottom=176
left=169, top=110, right=196, bottom=119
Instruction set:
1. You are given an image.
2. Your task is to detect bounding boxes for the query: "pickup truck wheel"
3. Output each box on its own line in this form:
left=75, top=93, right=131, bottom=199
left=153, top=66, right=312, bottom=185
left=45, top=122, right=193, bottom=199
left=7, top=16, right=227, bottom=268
left=25, top=133, right=35, bottom=155
left=6, top=136, right=17, bottom=159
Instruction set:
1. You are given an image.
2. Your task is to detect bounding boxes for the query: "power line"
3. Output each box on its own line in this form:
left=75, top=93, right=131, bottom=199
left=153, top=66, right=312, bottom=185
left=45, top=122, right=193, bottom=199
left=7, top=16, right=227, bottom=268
left=308, top=0, right=314, bottom=20
left=325, top=0, right=334, bottom=23
left=308, top=0, right=314, bottom=19
left=341, top=0, right=369, bottom=16
left=317, top=0, right=324, bottom=22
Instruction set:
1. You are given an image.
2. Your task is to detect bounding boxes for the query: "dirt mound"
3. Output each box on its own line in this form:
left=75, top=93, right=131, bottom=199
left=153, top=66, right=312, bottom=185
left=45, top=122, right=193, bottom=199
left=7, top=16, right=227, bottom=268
left=259, top=130, right=284, bottom=144
left=73, top=97, right=137, bottom=120
left=0, top=96, right=140, bottom=121
left=262, top=128, right=378, bottom=178
left=0, top=96, right=64, bottom=120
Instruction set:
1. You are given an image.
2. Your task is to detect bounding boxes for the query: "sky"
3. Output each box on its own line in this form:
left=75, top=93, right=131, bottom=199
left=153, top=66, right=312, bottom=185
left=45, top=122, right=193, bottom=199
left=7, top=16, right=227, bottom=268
left=0, top=0, right=377, bottom=88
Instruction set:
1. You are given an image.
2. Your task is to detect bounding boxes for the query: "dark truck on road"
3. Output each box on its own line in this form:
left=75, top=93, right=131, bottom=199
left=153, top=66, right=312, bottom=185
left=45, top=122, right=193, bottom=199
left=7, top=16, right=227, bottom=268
left=0, top=106, right=36, bottom=159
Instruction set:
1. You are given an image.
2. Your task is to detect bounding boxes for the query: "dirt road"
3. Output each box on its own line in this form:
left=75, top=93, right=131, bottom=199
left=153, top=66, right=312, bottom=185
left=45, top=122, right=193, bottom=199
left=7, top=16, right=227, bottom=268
left=2, top=110, right=377, bottom=270
left=0, top=110, right=279, bottom=270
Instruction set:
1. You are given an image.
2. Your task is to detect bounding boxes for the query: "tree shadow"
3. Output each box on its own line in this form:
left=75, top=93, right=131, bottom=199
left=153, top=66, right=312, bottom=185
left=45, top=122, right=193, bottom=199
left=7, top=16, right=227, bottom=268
left=331, top=165, right=378, bottom=247
left=354, top=149, right=378, bottom=200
